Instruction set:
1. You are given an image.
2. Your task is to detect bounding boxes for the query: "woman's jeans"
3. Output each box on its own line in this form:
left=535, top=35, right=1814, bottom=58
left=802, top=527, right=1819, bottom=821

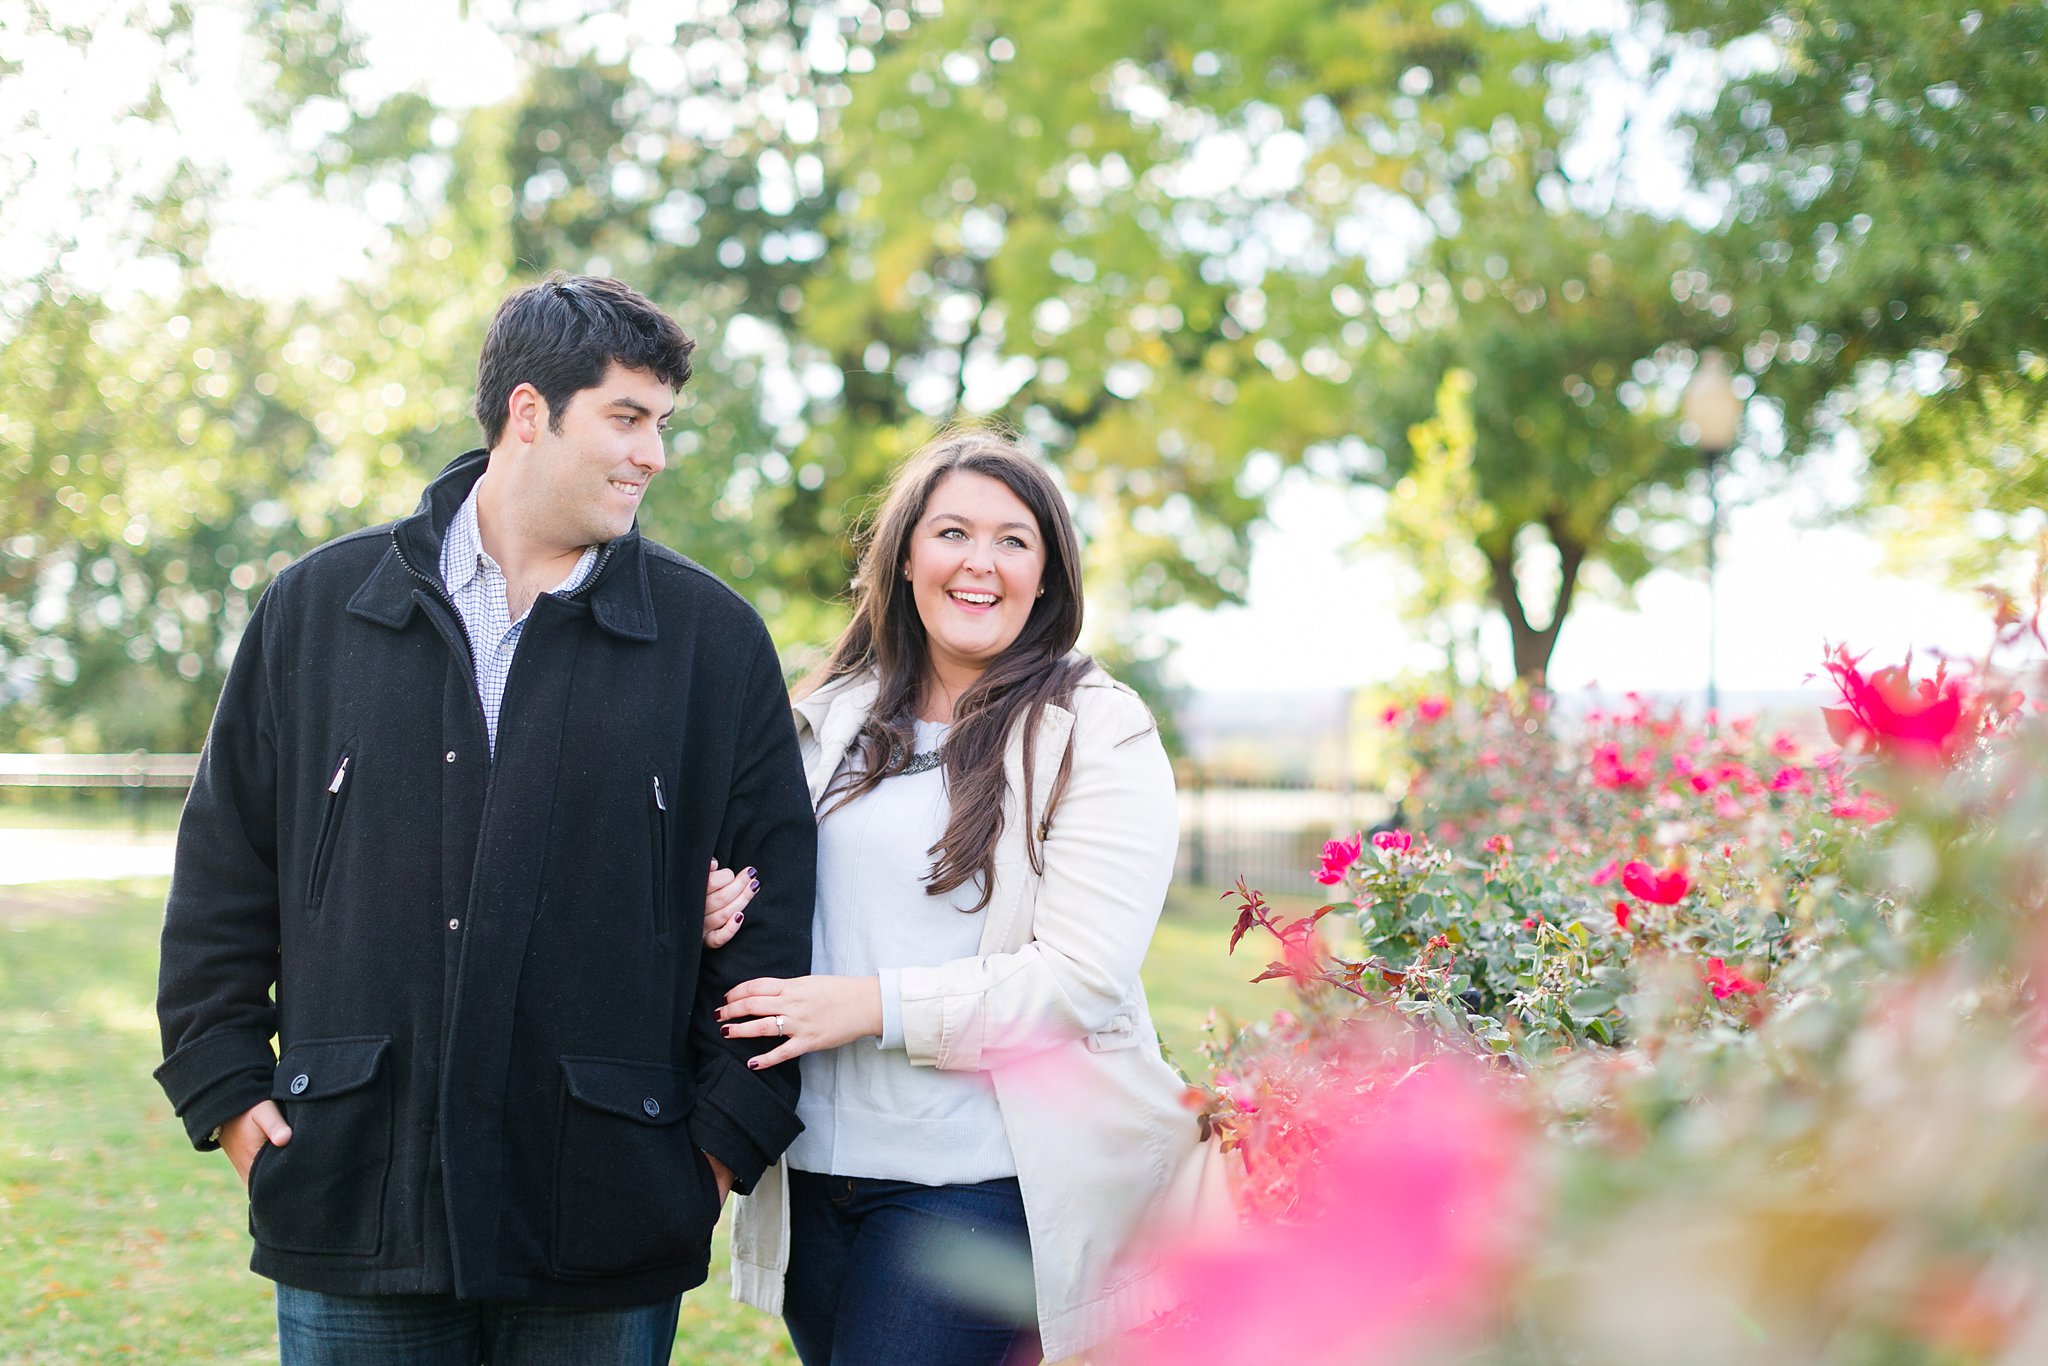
left=783, top=1170, right=1038, bottom=1366
left=274, top=1284, right=682, bottom=1366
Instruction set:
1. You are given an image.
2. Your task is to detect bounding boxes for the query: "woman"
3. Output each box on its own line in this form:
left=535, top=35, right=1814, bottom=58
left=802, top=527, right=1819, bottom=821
left=703, top=430, right=1212, bottom=1365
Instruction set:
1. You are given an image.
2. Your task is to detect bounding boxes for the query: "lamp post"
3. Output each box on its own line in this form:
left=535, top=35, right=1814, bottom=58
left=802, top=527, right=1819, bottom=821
left=1681, top=350, right=1741, bottom=717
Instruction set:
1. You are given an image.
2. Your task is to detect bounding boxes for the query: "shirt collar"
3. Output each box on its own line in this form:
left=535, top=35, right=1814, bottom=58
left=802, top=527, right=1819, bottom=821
left=441, top=478, right=490, bottom=594
left=439, top=476, right=601, bottom=604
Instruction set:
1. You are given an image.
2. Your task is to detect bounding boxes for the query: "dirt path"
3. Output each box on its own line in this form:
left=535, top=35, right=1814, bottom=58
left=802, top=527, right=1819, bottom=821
left=0, top=828, right=175, bottom=889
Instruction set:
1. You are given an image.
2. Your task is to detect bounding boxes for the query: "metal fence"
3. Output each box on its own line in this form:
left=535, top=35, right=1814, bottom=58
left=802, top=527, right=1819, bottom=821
left=1175, top=766, right=1389, bottom=899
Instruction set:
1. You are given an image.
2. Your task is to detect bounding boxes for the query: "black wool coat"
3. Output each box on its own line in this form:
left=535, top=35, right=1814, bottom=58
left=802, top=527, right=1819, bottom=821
left=154, top=450, right=817, bottom=1307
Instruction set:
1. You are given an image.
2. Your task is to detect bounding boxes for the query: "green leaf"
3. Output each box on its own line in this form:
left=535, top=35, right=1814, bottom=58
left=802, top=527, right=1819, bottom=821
left=1567, top=987, right=1617, bottom=1021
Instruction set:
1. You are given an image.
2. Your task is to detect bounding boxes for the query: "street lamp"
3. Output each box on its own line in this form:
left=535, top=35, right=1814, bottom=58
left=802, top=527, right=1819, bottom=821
left=1681, top=350, right=1741, bottom=716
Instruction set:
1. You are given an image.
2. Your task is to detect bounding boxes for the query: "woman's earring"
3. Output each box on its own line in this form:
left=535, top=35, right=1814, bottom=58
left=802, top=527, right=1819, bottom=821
left=1036, top=587, right=1046, bottom=598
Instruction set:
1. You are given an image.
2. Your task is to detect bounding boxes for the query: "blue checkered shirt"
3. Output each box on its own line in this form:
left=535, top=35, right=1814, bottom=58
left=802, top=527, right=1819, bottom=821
left=439, top=480, right=597, bottom=755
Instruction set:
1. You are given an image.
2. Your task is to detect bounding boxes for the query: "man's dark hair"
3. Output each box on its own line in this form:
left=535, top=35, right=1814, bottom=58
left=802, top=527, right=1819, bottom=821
left=474, top=274, right=696, bottom=446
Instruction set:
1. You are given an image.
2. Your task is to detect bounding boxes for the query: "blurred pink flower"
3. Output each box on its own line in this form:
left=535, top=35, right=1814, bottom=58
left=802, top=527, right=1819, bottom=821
left=1702, top=956, right=1763, bottom=1000
left=1416, top=696, right=1449, bottom=722
left=1314, top=833, right=1362, bottom=886
left=1126, top=1060, right=1526, bottom=1366
left=1590, top=743, right=1647, bottom=789
left=1612, top=901, right=1632, bottom=931
left=1590, top=859, right=1620, bottom=887
left=1829, top=793, right=1895, bottom=823
left=1769, top=765, right=1811, bottom=794
left=1371, top=830, right=1412, bottom=854
left=1380, top=705, right=1402, bottom=727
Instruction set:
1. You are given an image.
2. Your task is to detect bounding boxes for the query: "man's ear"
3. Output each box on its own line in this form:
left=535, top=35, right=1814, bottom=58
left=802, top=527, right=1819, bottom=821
left=506, top=382, right=545, bottom=446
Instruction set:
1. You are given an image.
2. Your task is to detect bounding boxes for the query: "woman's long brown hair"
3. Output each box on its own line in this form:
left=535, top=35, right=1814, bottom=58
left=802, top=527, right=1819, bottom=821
left=797, top=428, right=1090, bottom=911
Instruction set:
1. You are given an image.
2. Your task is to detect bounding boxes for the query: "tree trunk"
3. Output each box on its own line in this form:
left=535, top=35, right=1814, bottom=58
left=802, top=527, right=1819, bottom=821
left=1484, top=516, right=1587, bottom=688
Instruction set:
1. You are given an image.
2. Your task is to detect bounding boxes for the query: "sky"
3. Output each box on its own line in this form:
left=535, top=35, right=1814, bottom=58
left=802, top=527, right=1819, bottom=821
left=6, top=0, right=2008, bottom=704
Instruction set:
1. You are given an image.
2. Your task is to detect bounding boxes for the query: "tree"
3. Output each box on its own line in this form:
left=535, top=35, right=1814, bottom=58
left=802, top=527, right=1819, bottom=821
left=1654, top=0, right=2048, bottom=580
left=213, top=0, right=1655, bottom=697
left=1356, top=202, right=1727, bottom=684
left=3, top=0, right=1749, bottom=738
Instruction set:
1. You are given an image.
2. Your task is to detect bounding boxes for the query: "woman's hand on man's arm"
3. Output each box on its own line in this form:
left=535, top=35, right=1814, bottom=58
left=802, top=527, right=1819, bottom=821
left=702, top=858, right=758, bottom=948
left=716, top=975, right=883, bottom=1069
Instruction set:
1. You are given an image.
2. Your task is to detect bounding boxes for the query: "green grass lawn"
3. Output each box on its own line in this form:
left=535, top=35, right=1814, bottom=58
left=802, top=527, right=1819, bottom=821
left=0, top=878, right=1288, bottom=1361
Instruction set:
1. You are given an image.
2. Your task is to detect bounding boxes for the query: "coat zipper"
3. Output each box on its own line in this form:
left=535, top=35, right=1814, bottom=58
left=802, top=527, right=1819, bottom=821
left=307, top=751, right=353, bottom=909
left=651, top=773, right=670, bottom=948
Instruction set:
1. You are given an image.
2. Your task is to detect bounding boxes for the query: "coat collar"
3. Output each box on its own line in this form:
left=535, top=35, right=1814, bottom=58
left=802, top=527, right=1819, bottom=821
left=345, top=448, right=659, bottom=642
left=791, top=671, right=881, bottom=805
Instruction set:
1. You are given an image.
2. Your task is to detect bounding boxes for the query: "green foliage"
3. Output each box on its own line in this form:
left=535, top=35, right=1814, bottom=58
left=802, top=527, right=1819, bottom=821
left=27, top=0, right=2017, bottom=737
left=1367, top=369, right=1492, bottom=675
left=1658, top=0, right=2048, bottom=581
left=2, top=0, right=1640, bottom=740
left=0, top=286, right=334, bottom=748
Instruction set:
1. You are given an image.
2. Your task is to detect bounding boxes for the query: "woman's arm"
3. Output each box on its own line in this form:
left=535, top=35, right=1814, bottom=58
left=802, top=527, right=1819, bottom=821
left=890, top=683, right=1179, bottom=1071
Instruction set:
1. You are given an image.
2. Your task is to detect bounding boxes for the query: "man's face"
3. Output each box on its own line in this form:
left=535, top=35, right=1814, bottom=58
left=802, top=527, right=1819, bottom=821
left=515, top=362, right=675, bottom=549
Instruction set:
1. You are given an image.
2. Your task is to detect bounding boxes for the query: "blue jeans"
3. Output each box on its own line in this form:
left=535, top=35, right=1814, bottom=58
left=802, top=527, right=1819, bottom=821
left=783, top=1170, right=1038, bottom=1366
left=274, top=1284, right=681, bottom=1366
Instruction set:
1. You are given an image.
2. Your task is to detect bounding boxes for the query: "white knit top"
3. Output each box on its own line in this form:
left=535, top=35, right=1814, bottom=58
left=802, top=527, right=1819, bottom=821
left=784, top=720, right=1017, bottom=1184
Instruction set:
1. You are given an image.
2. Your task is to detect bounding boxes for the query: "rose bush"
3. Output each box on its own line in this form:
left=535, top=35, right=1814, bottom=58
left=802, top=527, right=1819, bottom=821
left=1156, top=584, right=2048, bottom=1366
left=1218, top=681, right=1925, bottom=1067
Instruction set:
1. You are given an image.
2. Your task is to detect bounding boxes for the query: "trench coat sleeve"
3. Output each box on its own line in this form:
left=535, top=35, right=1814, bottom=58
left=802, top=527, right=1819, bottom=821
left=153, top=578, right=286, bottom=1149
left=689, top=631, right=816, bottom=1192
left=894, top=686, right=1180, bottom=1071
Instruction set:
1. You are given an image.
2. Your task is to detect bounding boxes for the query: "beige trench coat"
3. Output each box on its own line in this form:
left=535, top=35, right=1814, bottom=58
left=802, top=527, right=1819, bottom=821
left=729, top=665, right=1219, bottom=1361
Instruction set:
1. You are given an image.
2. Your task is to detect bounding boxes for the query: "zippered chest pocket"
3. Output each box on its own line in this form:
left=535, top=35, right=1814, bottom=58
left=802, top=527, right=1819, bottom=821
left=306, top=747, right=355, bottom=911
left=649, top=772, right=671, bottom=948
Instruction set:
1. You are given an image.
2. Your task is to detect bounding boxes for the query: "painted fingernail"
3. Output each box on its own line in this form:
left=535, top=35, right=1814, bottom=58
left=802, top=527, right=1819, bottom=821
left=721, top=1026, right=732, bottom=1037
left=747, top=1059, right=761, bottom=1070
left=734, top=913, right=745, bottom=925
left=748, top=879, right=760, bottom=892
left=744, top=867, right=756, bottom=878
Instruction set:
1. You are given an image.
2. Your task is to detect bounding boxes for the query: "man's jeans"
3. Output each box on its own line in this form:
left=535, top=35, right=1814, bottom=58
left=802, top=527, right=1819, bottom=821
left=782, top=1170, right=1038, bottom=1366
left=274, top=1285, right=682, bottom=1366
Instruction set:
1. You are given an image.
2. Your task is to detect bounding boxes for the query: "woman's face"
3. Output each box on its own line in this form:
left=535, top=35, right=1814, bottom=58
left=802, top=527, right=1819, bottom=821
left=904, top=470, right=1048, bottom=689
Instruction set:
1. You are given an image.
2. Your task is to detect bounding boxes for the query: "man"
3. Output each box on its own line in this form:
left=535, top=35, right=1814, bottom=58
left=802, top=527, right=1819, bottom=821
left=154, top=275, right=816, bottom=1364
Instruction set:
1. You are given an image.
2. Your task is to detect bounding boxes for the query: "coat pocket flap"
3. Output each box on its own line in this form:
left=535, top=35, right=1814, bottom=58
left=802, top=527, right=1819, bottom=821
left=560, top=1056, right=691, bottom=1126
left=272, top=1036, right=391, bottom=1102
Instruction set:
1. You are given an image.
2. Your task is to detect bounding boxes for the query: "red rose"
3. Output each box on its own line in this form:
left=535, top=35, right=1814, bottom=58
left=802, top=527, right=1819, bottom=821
left=1621, top=860, right=1691, bottom=904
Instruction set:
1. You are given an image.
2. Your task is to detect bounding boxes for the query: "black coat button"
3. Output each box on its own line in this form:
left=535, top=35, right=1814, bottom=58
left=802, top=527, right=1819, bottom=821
left=642, top=1097, right=660, bottom=1117
left=290, top=1074, right=309, bottom=1095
